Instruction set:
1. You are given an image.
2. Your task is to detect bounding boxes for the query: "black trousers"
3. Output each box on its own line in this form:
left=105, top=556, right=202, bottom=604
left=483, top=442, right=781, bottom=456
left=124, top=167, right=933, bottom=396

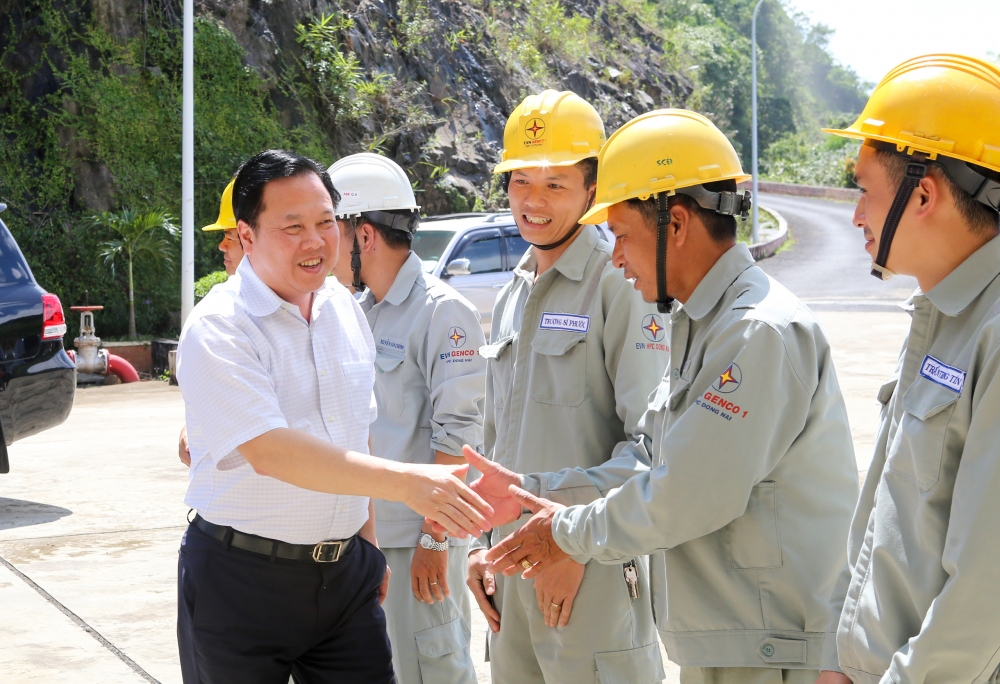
left=177, top=522, right=395, bottom=684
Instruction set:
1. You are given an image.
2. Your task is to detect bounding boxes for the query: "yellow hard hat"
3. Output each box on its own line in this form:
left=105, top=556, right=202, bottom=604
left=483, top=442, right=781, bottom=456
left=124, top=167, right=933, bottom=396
left=580, top=109, right=751, bottom=224
left=201, top=179, right=237, bottom=232
left=824, top=54, right=1000, bottom=281
left=493, top=90, right=605, bottom=174
left=823, top=55, right=1000, bottom=171
left=823, top=54, right=1000, bottom=175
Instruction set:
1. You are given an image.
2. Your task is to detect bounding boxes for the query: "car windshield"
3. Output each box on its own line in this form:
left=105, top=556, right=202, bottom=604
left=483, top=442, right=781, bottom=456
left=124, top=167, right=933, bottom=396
left=411, top=230, right=456, bottom=272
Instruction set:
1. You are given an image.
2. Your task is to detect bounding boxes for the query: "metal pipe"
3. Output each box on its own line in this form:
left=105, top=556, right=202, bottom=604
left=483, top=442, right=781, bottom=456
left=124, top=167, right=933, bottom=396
left=181, top=0, right=195, bottom=325
left=107, top=354, right=141, bottom=383
left=751, top=0, right=765, bottom=245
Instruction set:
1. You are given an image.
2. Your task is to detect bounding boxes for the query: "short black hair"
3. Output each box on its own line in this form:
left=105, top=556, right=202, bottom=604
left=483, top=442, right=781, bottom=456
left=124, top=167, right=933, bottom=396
left=870, top=143, right=1000, bottom=236
left=359, top=211, right=414, bottom=250
left=625, top=179, right=738, bottom=243
left=232, top=149, right=340, bottom=231
left=576, top=158, right=598, bottom=188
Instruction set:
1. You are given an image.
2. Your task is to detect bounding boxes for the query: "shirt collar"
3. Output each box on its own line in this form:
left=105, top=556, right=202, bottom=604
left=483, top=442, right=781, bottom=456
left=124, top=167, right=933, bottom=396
left=237, top=258, right=285, bottom=317
left=383, top=251, right=423, bottom=306
left=680, top=243, right=756, bottom=321
left=924, top=234, right=1000, bottom=317
left=512, top=223, right=601, bottom=283
left=238, top=257, right=333, bottom=321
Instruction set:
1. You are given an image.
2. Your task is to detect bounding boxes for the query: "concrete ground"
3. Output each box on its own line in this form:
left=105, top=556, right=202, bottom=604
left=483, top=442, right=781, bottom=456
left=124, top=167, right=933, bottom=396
left=0, top=195, right=915, bottom=683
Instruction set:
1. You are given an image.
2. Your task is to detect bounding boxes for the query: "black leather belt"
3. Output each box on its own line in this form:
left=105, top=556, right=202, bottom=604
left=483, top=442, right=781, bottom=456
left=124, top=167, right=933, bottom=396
left=192, top=514, right=354, bottom=563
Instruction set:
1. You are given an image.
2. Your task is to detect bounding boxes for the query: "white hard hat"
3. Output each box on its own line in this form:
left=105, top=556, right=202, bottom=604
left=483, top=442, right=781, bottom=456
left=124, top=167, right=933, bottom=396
left=327, top=153, right=420, bottom=218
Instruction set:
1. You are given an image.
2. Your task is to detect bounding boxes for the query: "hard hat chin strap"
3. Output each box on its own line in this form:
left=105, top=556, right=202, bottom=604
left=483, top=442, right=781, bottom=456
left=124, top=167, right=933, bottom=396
left=871, top=157, right=927, bottom=280
left=533, top=222, right=582, bottom=251
left=656, top=192, right=674, bottom=314
left=349, top=216, right=365, bottom=292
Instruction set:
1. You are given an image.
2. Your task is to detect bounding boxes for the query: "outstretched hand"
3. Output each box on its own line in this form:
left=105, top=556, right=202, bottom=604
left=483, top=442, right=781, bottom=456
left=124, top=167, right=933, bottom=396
left=404, top=462, right=493, bottom=539
left=484, top=485, right=569, bottom=578
left=463, top=446, right=523, bottom=527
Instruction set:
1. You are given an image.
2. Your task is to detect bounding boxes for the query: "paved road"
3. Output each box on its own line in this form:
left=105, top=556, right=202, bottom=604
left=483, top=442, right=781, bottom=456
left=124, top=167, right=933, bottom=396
left=757, top=193, right=918, bottom=309
left=0, top=193, right=917, bottom=684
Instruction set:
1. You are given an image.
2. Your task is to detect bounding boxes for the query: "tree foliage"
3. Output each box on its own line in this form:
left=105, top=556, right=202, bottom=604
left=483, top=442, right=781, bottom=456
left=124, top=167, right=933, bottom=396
left=655, top=0, right=870, bottom=185
left=91, top=209, right=178, bottom=339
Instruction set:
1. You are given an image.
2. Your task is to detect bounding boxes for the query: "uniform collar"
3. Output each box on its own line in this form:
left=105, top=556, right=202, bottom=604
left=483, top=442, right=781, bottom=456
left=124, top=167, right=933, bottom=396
left=924, top=234, right=1000, bottom=317
left=238, top=257, right=332, bottom=320
left=383, top=251, right=423, bottom=306
left=680, top=243, right=755, bottom=321
left=513, top=223, right=600, bottom=283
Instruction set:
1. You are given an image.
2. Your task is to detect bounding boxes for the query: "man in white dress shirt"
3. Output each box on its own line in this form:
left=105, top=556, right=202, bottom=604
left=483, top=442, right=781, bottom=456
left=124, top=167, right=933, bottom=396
left=176, top=150, right=493, bottom=684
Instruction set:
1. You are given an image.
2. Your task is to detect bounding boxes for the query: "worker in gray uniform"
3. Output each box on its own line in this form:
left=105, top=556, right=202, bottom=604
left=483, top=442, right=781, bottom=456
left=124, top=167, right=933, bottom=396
left=465, top=90, right=669, bottom=684
left=822, top=55, right=1000, bottom=684
left=477, top=109, right=859, bottom=684
left=328, top=153, right=484, bottom=684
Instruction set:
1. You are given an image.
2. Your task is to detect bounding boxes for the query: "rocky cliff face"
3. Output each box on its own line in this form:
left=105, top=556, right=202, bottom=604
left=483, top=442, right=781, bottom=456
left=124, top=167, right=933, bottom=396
left=83, top=0, right=692, bottom=214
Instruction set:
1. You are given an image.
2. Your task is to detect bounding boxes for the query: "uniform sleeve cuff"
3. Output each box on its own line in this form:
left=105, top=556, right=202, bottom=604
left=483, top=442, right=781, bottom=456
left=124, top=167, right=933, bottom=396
left=520, top=473, right=544, bottom=498
left=552, top=506, right=593, bottom=564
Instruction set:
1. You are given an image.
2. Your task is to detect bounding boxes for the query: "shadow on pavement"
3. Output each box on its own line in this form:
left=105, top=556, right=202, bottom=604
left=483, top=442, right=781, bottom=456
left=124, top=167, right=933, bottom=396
left=0, top=497, right=72, bottom=531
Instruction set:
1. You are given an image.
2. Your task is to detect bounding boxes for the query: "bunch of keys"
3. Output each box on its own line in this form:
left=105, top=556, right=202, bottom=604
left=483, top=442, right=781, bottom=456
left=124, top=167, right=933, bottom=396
left=623, top=559, right=640, bottom=600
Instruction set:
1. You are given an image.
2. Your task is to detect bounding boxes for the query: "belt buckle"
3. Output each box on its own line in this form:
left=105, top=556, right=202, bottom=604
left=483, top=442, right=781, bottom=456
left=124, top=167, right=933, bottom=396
left=312, top=540, right=344, bottom=563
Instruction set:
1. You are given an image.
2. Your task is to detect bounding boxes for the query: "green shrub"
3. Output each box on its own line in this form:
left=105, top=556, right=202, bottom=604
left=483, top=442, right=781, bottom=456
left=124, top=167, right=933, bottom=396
left=195, top=270, right=229, bottom=302
left=760, top=132, right=860, bottom=188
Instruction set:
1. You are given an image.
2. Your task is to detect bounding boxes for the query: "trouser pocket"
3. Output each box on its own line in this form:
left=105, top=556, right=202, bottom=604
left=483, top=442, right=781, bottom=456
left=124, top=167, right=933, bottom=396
left=594, top=641, right=665, bottom=684
left=414, top=616, right=476, bottom=683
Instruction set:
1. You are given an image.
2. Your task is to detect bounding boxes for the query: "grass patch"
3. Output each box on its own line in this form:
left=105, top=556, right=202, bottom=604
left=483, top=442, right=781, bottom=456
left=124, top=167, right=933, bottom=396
left=737, top=207, right=780, bottom=245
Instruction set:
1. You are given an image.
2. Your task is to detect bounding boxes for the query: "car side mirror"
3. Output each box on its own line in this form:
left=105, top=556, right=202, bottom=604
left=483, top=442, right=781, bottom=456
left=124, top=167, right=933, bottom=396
left=445, top=258, right=471, bottom=277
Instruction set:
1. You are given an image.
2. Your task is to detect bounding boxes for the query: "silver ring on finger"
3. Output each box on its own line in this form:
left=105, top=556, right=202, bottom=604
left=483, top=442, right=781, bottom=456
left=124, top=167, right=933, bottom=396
left=430, top=581, right=438, bottom=585
left=550, top=602, right=562, bottom=609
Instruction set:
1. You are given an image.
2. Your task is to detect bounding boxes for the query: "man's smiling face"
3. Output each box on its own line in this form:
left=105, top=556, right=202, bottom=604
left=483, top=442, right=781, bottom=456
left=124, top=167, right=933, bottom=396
left=607, top=201, right=660, bottom=303
left=506, top=165, right=594, bottom=246
left=240, top=172, right=338, bottom=305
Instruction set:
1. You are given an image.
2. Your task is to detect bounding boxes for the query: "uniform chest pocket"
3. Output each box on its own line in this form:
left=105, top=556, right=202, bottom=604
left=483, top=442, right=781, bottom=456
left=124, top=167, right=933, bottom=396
left=341, top=360, right=376, bottom=427
left=374, top=351, right=405, bottom=418
left=530, top=330, right=587, bottom=407
left=887, top=379, right=959, bottom=491
left=481, top=335, right=514, bottom=409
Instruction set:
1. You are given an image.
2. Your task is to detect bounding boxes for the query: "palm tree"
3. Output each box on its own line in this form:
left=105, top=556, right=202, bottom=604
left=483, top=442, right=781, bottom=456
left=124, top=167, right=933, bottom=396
left=91, top=209, right=179, bottom=340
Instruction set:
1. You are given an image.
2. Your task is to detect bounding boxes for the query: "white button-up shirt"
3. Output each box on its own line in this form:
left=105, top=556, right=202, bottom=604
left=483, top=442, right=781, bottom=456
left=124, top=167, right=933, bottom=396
left=177, top=258, right=377, bottom=544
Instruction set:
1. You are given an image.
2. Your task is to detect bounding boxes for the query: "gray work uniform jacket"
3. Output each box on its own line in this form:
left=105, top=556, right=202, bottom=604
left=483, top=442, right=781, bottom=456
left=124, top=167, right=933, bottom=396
left=481, top=223, right=670, bottom=507
left=836, top=236, right=1000, bottom=684
left=360, top=252, right=486, bottom=548
left=549, top=244, right=859, bottom=671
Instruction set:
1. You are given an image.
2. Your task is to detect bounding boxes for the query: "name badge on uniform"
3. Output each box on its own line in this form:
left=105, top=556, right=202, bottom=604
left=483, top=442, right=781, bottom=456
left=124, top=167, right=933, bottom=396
left=919, top=355, right=966, bottom=393
left=539, top=312, right=590, bottom=333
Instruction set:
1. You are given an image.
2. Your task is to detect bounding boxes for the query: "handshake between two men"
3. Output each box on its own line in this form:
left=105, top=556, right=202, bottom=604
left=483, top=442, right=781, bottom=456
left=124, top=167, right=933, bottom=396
left=430, top=446, right=579, bottom=632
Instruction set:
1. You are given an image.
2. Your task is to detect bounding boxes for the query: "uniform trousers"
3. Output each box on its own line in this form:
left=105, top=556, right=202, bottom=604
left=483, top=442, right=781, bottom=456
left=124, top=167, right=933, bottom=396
left=487, top=521, right=663, bottom=684
left=679, top=667, right=820, bottom=684
left=177, top=521, right=394, bottom=684
left=381, top=545, right=476, bottom=684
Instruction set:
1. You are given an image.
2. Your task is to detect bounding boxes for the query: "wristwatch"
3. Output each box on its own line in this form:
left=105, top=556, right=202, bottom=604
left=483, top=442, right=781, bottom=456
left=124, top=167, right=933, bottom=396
left=418, top=533, right=448, bottom=552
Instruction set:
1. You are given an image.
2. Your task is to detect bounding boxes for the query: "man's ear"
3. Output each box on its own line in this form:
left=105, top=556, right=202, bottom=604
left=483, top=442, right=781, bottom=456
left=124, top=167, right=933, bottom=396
left=669, top=202, right=692, bottom=247
left=360, top=222, right=378, bottom=252
left=237, top=220, right=255, bottom=255
left=915, top=170, right=942, bottom=219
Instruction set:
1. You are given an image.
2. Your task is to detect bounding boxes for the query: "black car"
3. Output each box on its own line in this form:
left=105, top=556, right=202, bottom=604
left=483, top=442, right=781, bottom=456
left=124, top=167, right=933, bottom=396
left=0, top=203, right=75, bottom=473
